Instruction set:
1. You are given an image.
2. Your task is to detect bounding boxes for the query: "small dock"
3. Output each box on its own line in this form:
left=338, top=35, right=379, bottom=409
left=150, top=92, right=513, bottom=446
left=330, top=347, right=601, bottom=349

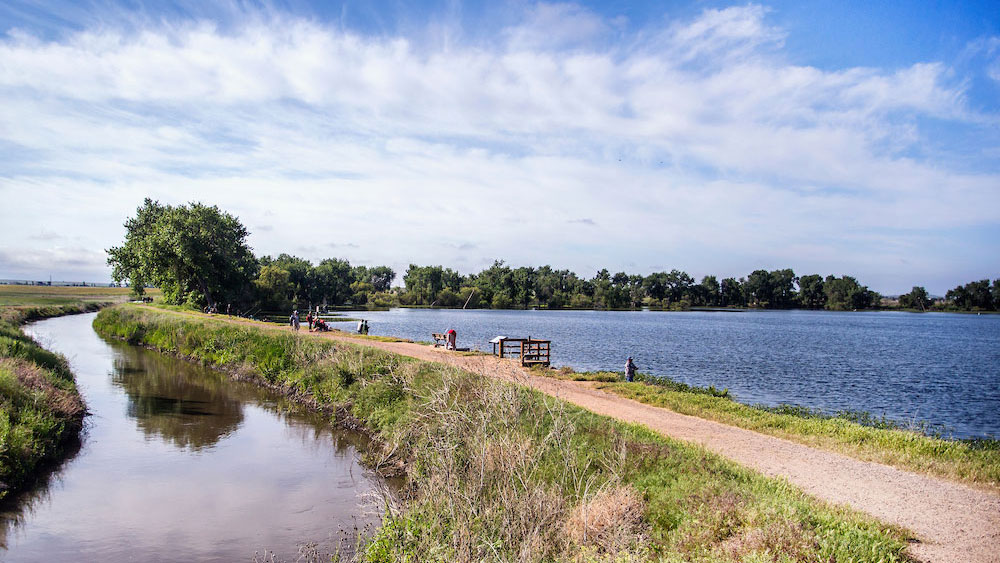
left=490, top=336, right=551, bottom=367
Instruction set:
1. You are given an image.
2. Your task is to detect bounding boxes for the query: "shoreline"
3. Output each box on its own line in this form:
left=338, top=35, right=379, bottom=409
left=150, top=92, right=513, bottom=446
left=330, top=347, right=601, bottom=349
left=92, top=303, right=930, bottom=562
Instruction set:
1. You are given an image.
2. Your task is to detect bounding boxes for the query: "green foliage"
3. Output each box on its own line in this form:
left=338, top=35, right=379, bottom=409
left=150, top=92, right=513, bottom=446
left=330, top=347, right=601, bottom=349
left=823, top=275, right=879, bottom=311
left=253, top=255, right=396, bottom=310
left=898, top=286, right=931, bottom=311
left=797, top=274, right=826, bottom=309
left=944, top=278, right=999, bottom=311
left=0, top=320, right=85, bottom=500
left=107, top=198, right=258, bottom=308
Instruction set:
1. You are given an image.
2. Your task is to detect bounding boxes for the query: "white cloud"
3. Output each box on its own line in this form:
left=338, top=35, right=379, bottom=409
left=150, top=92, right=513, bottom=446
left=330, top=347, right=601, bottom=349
left=0, top=3, right=997, bottom=293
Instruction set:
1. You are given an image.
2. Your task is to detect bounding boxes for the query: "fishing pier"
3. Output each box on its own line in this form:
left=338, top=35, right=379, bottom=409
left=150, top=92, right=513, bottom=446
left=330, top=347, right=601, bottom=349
left=490, top=336, right=551, bottom=367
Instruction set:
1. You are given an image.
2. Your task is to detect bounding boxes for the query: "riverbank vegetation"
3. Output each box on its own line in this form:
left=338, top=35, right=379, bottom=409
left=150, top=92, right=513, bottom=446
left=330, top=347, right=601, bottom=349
left=0, top=303, right=88, bottom=500
left=94, top=304, right=911, bottom=562
left=546, top=368, right=1000, bottom=491
left=106, top=199, right=994, bottom=314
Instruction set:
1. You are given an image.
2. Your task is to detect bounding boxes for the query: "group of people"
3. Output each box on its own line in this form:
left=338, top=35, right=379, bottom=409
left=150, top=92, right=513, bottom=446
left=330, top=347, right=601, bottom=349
left=290, top=309, right=637, bottom=381
left=289, top=310, right=366, bottom=334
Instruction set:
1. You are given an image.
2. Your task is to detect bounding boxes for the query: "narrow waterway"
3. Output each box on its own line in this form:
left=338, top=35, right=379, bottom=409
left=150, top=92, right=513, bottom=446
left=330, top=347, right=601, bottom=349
left=1, top=313, right=382, bottom=562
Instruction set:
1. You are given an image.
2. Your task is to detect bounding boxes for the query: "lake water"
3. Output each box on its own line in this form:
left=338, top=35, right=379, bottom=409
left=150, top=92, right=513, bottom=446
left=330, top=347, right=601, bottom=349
left=343, top=308, right=1000, bottom=439
left=1, top=313, right=382, bottom=562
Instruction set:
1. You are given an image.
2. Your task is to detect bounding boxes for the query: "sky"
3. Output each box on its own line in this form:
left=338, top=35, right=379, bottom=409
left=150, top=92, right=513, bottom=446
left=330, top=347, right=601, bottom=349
left=0, top=0, right=997, bottom=295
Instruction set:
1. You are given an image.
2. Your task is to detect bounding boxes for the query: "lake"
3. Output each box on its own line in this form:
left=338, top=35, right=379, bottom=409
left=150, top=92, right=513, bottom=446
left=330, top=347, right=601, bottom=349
left=342, top=308, right=1000, bottom=439
left=1, top=313, right=382, bottom=562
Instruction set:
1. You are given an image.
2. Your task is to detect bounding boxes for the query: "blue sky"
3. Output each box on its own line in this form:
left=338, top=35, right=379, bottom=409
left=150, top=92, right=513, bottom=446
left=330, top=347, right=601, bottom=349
left=0, top=1, right=997, bottom=295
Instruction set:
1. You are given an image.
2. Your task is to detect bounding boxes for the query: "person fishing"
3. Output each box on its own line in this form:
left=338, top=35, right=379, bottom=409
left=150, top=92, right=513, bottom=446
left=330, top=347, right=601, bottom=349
left=625, top=356, right=637, bottom=382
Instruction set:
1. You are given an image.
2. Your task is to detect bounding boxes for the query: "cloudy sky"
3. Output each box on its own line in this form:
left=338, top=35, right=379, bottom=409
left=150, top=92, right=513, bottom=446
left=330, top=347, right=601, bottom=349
left=0, top=0, right=997, bottom=295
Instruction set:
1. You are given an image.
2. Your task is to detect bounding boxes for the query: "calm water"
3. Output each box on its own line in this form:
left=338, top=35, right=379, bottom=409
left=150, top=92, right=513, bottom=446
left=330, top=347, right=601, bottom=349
left=1, top=313, right=381, bottom=562
left=345, top=308, right=1000, bottom=439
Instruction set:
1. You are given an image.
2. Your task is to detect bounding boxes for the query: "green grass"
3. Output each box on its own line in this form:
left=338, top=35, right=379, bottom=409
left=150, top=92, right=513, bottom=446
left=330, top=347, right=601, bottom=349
left=0, top=321, right=85, bottom=500
left=546, top=368, right=1000, bottom=491
left=0, top=284, right=146, bottom=325
left=95, top=304, right=912, bottom=562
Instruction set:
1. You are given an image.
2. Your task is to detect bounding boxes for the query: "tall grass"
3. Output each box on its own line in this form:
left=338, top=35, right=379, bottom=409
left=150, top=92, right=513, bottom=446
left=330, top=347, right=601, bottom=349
left=95, top=304, right=911, bottom=562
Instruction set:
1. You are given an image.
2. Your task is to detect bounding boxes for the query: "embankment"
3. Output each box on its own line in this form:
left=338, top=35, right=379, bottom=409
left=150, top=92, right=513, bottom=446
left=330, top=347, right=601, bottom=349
left=0, top=308, right=90, bottom=500
left=94, top=304, right=911, bottom=562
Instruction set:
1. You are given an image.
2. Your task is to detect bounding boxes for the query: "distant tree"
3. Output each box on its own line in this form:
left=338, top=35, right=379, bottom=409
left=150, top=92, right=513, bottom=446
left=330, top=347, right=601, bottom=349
left=628, top=274, right=646, bottom=308
left=270, top=254, right=314, bottom=306
left=107, top=199, right=257, bottom=308
left=720, top=277, right=744, bottom=307
left=824, top=275, right=878, bottom=310
left=699, top=275, right=721, bottom=307
left=254, top=264, right=294, bottom=310
left=642, top=272, right=668, bottom=302
left=769, top=269, right=798, bottom=309
left=797, top=275, right=826, bottom=309
left=473, top=260, right=513, bottom=308
left=368, top=266, right=396, bottom=292
left=745, top=270, right=773, bottom=308
left=899, top=286, right=931, bottom=311
left=663, top=269, right=694, bottom=306
left=313, top=258, right=353, bottom=306
left=947, top=279, right=997, bottom=311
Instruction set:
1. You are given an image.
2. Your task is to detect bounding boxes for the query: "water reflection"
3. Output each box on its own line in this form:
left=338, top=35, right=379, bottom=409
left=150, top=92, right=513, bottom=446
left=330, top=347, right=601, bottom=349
left=111, top=348, right=243, bottom=451
left=2, top=313, right=383, bottom=562
left=0, top=437, right=81, bottom=549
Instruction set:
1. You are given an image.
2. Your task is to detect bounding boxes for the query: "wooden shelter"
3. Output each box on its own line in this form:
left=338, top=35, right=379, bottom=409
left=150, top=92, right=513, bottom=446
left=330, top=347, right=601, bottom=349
left=490, top=336, right=551, bottom=367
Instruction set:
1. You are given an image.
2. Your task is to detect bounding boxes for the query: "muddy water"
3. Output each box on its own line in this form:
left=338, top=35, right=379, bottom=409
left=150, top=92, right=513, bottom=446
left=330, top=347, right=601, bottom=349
left=1, top=313, right=382, bottom=562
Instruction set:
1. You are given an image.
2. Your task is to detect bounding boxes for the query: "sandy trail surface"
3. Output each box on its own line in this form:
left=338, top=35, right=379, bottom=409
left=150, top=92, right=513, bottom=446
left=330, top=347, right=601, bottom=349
left=198, top=313, right=1000, bottom=562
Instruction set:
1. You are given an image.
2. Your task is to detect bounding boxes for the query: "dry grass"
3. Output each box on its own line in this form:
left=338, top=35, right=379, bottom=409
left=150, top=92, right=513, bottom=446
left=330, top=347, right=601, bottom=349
left=565, top=485, right=646, bottom=555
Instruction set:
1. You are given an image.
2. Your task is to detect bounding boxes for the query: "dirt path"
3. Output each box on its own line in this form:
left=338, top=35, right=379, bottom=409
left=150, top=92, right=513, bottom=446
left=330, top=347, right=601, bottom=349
left=187, top=312, right=1000, bottom=562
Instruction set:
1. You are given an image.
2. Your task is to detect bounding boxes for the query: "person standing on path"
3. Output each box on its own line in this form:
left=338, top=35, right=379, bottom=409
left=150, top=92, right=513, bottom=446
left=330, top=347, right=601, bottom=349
left=291, top=310, right=300, bottom=331
left=306, top=311, right=313, bottom=330
left=625, top=357, right=637, bottom=382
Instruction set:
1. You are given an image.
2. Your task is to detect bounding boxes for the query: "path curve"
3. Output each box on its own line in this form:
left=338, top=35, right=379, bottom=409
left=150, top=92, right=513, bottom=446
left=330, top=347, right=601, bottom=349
left=182, top=312, right=1000, bottom=563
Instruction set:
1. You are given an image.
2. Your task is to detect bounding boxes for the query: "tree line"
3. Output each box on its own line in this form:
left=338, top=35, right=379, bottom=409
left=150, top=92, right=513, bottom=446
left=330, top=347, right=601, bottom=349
left=107, top=200, right=998, bottom=313
left=398, top=262, right=883, bottom=311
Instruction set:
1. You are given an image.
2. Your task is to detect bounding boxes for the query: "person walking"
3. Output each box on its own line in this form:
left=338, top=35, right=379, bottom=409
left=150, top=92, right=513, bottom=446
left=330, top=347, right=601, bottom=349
left=625, top=357, right=637, bottom=382
left=291, top=310, right=300, bottom=331
left=306, top=311, right=313, bottom=330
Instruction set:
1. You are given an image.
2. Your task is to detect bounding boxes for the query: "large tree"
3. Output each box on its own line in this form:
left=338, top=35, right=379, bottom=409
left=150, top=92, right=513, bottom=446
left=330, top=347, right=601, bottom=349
left=107, top=199, right=258, bottom=308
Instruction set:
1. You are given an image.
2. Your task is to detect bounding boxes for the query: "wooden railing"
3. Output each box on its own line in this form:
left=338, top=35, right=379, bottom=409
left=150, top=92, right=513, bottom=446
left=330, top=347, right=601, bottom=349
left=492, top=337, right=551, bottom=366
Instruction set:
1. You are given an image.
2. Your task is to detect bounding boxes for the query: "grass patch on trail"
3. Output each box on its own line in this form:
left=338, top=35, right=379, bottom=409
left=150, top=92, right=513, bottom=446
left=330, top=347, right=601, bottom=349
left=545, top=367, right=1000, bottom=491
left=95, top=304, right=911, bottom=563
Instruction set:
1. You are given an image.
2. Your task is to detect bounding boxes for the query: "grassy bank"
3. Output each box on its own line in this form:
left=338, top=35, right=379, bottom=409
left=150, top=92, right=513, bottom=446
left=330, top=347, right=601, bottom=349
left=0, top=320, right=86, bottom=500
left=545, top=368, right=1000, bottom=491
left=95, top=304, right=910, bottom=562
left=0, top=287, right=129, bottom=500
